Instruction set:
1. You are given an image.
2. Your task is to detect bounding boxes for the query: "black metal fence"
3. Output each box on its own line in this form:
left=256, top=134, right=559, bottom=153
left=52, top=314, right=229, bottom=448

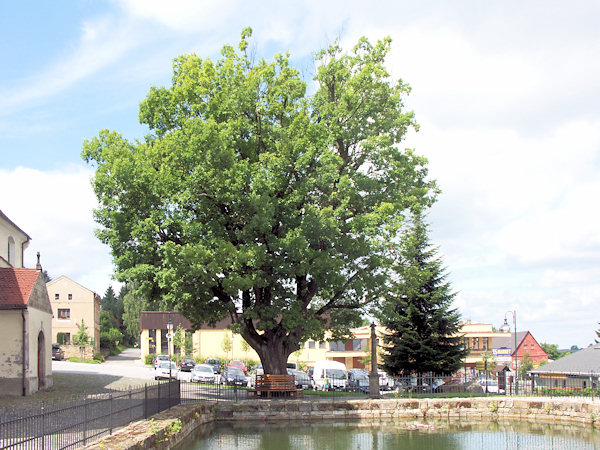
left=0, top=380, right=179, bottom=450
left=2, top=371, right=599, bottom=449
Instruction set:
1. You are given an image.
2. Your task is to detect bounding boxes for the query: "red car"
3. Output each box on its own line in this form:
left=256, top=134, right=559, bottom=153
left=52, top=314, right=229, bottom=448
left=227, top=360, right=247, bottom=374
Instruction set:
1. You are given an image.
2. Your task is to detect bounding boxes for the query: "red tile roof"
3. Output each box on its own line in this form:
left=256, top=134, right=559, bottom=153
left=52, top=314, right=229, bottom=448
left=0, top=268, right=40, bottom=308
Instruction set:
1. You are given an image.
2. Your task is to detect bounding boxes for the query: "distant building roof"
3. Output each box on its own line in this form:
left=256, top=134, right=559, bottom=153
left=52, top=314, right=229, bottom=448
left=531, top=344, right=600, bottom=375
left=0, top=268, right=41, bottom=308
left=491, top=331, right=528, bottom=351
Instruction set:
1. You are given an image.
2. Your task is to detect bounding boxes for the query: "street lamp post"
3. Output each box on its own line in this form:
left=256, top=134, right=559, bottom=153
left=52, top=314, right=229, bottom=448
left=167, top=313, right=173, bottom=380
left=500, top=311, right=518, bottom=395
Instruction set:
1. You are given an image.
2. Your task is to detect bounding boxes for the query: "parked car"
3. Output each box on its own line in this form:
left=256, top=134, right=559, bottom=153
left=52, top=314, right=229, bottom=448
left=219, top=367, right=247, bottom=386
left=288, top=369, right=312, bottom=390
left=191, top=364, right=216, bottom=383
left=378, top=371, right=392, bottom=391
left=52, top=344, right=64, bottom=361
left=154, top=354, right=171, bottom=368
left=479, top=378, right=504, bottom=394
left=205, top=357, right=222, bottom=374
left=179, top=358, right=196, bottom=372
left=348, top=370, right=370, bottom=393
left=228, top=360, right=248, bottom=374
left=154, top=361, right=178, bottom=380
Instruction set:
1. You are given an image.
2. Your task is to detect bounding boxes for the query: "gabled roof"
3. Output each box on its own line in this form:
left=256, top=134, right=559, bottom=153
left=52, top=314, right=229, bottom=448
left=46, top=275, right=99, bottom=297
left=531, top=344, right=600, bottom=375
left=491, top=331, right=528, bottom=352
left=0, top=209, right=31, bottom=240
left=0, top=268, right=41, bottom=308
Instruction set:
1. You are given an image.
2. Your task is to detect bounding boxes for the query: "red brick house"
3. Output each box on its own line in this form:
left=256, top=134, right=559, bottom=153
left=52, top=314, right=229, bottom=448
left=492, top=330, right=548, bottom=371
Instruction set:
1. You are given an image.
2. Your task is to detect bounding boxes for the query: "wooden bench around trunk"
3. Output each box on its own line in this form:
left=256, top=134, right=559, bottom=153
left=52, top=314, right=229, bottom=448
left=247, top=374, right=303, bottom=398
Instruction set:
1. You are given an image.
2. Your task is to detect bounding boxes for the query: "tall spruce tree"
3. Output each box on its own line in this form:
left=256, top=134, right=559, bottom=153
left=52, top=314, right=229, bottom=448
left=378, top=214, right=468, bottom=375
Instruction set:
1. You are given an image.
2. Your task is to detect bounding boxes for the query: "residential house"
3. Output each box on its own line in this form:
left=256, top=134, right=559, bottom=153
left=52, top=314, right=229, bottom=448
left=47, top=276, right=101, bottom=353
left=530, top=343, right=600, bottom=390
left=491, top=330, right=548, bottom=372
left=459, top=321, right=508, bottom=376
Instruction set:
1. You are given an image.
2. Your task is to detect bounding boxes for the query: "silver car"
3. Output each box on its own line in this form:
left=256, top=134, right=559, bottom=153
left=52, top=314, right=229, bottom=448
left=191, top=364, right=216, bottom=383
left=154, top=361, right=178, bottom=380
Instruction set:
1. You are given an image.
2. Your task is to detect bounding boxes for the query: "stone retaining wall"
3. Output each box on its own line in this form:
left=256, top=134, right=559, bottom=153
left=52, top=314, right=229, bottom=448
left=81, top=397, right=600, bottom=449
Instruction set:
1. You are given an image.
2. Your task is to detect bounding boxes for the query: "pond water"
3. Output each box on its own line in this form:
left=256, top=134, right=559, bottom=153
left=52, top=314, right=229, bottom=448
left=178, top=419, right=600, bottom=450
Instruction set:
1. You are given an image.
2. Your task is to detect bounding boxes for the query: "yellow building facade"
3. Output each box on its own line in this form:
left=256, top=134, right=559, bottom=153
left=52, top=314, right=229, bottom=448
left=139, top=311, right=384, bottom=370
left=47, top=276, right=101, bottom=353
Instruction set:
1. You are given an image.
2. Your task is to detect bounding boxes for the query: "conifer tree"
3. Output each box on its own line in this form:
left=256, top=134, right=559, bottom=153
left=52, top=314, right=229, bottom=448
left=378, top=214, right=468, bottom=375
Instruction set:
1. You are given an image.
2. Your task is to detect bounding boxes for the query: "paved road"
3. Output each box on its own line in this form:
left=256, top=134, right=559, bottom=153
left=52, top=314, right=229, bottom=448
left=52, top=348, right=193, bottom=382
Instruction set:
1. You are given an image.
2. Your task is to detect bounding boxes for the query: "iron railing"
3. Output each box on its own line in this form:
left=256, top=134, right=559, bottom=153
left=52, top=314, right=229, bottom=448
left=0, top=380, right=179, bottom=450
left=2, top=371, right=598, bottom=449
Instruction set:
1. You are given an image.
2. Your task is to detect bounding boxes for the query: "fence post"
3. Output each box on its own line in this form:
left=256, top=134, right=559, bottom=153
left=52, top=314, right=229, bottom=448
left=41, top=403, right=45, bottom=449
left=144, top=384, right=148, bottom=419
left=83, top=397, right=88, bottom=445
left=109, top=393, right=113, bottom=435
left=129, top=387, right=132, bottom=423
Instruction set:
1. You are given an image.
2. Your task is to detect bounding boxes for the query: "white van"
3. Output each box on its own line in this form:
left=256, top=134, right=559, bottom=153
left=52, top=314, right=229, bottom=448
left=313, top=360, right=348, bottom=391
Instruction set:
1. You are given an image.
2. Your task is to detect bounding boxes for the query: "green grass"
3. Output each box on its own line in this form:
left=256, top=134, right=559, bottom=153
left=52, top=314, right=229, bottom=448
left=67, top=357, right=101, bottom=364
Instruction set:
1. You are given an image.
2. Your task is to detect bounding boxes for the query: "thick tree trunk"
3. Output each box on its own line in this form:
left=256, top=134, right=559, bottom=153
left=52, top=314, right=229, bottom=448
left=242, top=330, right=295, bottom=375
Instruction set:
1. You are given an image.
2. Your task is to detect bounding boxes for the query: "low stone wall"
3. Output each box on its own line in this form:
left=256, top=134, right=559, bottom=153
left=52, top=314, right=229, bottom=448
left=81, top=397, right=600, bottom=449
left=61, top=344, right=96, bottom=360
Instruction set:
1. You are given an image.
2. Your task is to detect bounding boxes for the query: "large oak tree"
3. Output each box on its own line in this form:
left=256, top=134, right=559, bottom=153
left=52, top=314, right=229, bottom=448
left=82, top=29, right=436, bottom=374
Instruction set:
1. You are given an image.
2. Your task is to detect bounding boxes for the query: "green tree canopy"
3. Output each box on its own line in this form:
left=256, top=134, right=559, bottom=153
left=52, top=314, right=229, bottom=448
left=101, top=286, right=124, bottom=322
left=377, top=214, right=468, bottom=375
left=540, top=342, right=564, bottom=360
left=82, top=29, right=436, bottom=373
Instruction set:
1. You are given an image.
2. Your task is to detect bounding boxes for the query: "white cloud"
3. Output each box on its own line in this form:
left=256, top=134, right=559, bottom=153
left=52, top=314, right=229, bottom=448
left=0, top=15, right=142, bottom=116
left=0, top=166, right=115, bottom=295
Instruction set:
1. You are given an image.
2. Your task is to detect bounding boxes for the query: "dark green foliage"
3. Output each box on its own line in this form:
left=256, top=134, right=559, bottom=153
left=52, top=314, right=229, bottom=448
left=378, top=214, right=468, bottom=375
left=101, top=286, right=124, bottom=322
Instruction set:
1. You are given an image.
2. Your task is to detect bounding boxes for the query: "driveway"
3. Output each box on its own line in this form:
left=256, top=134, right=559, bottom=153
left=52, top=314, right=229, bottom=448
left=52, top=347, right=154, bottom=380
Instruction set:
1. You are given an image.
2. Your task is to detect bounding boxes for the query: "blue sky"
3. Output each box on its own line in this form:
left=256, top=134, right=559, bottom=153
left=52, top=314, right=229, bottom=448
left=1, top=0, right=599, bottom=348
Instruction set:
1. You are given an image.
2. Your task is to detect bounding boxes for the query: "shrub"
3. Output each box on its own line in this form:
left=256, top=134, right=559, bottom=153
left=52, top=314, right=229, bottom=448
left=93, top=352, right=106, bottom=362
left=145, top=353, right=156, bottom=365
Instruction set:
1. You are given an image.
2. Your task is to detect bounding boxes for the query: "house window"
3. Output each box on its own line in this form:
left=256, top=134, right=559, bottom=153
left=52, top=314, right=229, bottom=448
left=55, top=293, right=60, bottom=300
left=482, top=338, right=488, bottom=350
left=68, top=294, right=73, bottom=300
left=319, top=341, right=327, bottom=349
left=329, top=341, right=345, bottom=352
left=353, top=339, right=367, bottom=351
left=308, top=341, right=316, bottom=349
left=473, top=338, right=479, bottom=350
left=57, top=309, right=70, bottom=320
left=7, top=236, right=15, bottom=266
left=65, top=332, right=71, bottom=344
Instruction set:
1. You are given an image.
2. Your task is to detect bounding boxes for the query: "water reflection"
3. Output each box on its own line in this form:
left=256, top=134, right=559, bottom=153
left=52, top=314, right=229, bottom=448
left=178, top=419, right=600, bottom=450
